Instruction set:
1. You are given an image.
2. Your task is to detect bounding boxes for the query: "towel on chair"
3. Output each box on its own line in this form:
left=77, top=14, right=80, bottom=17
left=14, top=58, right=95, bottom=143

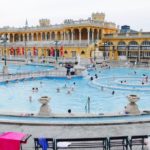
left=38, top=138, right=48, bottom=150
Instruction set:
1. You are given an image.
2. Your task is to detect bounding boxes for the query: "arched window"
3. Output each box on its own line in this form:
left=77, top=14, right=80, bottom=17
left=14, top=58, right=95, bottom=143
left=128, top=41, right=139, bottom=50
left=81, top=50, right=85, bottom=55
left=141, top=41, right=150, bottom=50
left=64, top=50, right=68, bottom=54
left=129, top=41, right=138, bottom=46
left=118, top=41, right=126, bottom=50
left=141, top=41, right=150, bottom=45
left=104, top=41, right=113, bottom=51
left=118, top=41, right=126, bottom=46
left=106, top=41, right=113, bottom=46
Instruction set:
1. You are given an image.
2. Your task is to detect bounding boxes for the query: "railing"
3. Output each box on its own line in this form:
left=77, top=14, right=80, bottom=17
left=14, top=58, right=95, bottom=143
left=0, top=20, right=116, bottom=32
left=0, top=70, right=67, bottom=82
left=0, top=40, right=92, bottom=47
left=104, top=32, right=150, bottom=39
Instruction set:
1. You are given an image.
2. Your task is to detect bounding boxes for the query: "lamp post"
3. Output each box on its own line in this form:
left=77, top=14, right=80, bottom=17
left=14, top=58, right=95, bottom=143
left=24, top=20, right=28, bottom=61
left=0, top=34, right=9, bottom=74
left=55, top=40, right=58, bottom=62
left=94, top=43, right=97, bottom=62
left=103, top=42, right=107, bottom=60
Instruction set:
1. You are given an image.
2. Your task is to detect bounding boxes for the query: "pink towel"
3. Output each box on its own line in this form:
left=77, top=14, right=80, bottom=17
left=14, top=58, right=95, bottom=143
left=0, top=132, right=26, bottom=150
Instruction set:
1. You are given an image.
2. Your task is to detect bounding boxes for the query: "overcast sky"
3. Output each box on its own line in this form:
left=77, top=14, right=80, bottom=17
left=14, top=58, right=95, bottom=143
left=0, top=0, right=149, bottom=31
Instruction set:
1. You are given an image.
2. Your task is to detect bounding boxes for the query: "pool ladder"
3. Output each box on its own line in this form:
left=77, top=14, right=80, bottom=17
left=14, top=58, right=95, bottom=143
left=85, top=97, right=90, bottom=113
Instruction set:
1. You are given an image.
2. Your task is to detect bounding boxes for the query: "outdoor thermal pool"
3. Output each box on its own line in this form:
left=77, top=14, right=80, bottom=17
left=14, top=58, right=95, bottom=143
left=0, top=67, right=150, bottom=115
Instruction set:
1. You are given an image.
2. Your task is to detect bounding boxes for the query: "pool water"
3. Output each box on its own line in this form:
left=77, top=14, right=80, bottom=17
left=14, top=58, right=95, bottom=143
left=0, top=63, right=54, bottom=74
left=0, top=67, right=150, bottom=114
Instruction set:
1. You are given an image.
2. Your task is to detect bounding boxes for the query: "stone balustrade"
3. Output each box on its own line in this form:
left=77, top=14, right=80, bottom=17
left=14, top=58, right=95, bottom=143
left=0, top=20, right=116, bottom=32
left=0, top=40, right=92, bottom=47
left=104, top=32, right=150, bottom=39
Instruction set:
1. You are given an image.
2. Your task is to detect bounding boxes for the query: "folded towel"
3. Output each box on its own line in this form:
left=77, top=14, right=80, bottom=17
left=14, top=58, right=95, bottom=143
left=38, top=138, right=48, bottom=150
left=57, top=142, right=71, bottom=147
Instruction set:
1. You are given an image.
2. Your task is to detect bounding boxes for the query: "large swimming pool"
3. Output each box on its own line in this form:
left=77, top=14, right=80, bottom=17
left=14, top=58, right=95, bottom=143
left=0, top=67, right=150, bottom=115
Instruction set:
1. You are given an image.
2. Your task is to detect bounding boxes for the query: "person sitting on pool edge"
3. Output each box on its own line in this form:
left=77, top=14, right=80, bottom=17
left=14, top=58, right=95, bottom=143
left=124, top=106, right=129, bottom=114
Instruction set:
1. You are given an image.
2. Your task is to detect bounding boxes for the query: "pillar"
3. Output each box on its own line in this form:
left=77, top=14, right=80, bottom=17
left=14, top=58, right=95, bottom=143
left=31, top=33, right=34, bottom=41
left=55, top=31, right=57, bottom=40
left=97, top=29, right=99, bottom=41
left=7, top=33, right=10, bottom=42
left=45, top=32, right=47, bottom=41
left=64, top=31, right=66, bottom=41
left=12, top=33, right=15, bottom=42
left=60, top=32, right=63, bottom=41
left=36, top=32, right=38, bottom=41
left=92, top=29, right=94, bottom=43
left=49, top=32, right=51, bottom=41
left=71, top=29, right=74, bottom=43
left=27, top=33, right=29, bottom=41
left=23, top=34, right=25, bottom=42
left=41, top=32, right=42, bottom=41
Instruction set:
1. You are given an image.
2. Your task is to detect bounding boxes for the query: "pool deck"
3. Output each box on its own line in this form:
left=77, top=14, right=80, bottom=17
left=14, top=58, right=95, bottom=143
left=0, top=114, right=150, bottom=150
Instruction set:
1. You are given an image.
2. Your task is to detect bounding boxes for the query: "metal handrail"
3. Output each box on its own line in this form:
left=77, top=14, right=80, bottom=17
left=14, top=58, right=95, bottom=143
left=0, top=69, right=67, bottom=82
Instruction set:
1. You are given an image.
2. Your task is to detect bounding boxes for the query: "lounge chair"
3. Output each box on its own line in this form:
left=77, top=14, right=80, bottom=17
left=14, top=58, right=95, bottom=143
left=55, top=137, right=108, bottom=150
left=108, top=136, right=129, bottom=150
left=129, top=135, right=148, bottom=150
left=34, top=138, right=55, bottom=150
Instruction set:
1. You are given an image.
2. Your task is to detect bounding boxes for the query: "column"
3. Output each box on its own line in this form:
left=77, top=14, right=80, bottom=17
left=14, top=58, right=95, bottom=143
left=12, top=33, right=15, bottom=42
left=55, top=31, right=57, bottom=40
left=101, top=29, right=104, bottom=39
left=36, top=32, right=38, bottom=41
left=27, top=33, right=29, bottom=41
left=67, top=31, right=70, bottom=41
left=23, top=34, right=25, bottom=42
left=45, top=32, right=47, bottom=41
left=49, top=32, right=51, bottom=41
left=64, top=31, right=66, bottom=41
left=138, top=45, right=141, bottom=63
left=18, top=34, right=21, bottom=42
left=97, top=29, right=99, bottom=41
left=7, top=33, right=10, bottom=43
left=92, top=29, right=94, bottom=43
left=71, top=29, right=74, bottom=43
left=60, top=32, right=63, bottom=41
left=41, top=32, right=42, bottom=41
left=31, top=33, right=34, bottom=41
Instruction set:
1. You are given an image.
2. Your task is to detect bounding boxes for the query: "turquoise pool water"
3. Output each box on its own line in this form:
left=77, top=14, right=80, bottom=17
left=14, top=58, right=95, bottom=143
left=0, top=67, right=150, bottom=114
left=0, top=63, right=54, bottom=74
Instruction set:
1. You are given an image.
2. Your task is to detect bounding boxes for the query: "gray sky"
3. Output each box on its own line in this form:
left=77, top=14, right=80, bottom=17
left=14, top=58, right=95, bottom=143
left=0, top=0, right=150, bottom=31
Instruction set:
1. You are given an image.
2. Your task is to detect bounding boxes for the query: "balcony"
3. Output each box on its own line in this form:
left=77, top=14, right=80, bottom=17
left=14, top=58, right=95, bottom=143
left=104, top=32, right=150, bottom=39
left=0, top=40, right=91, bottom=47
left=0, top=20, right=116, bottom=33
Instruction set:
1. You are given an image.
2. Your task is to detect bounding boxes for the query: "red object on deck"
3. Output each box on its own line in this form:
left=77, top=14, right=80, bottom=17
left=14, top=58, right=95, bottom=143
left=50, top=47, right=55, bottom=56
left=22, top=48, right=24, bottom=55
left=10, top=47, right=14, bottom=55
left=60, top=46, right=64, bottom=56
left=0, top=132, right=30, bottom=150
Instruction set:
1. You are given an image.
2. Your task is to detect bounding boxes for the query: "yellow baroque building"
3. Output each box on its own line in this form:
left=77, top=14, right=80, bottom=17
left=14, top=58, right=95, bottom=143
left=0, top=12, right=116, bottom=60
left=0, top=12, right=150, bottom=63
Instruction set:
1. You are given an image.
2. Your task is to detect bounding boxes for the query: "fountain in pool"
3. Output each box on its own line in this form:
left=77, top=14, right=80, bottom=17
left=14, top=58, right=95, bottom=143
left=74, top=54, right=86, bottom=75
left=38, top=96, right=52, bottom=116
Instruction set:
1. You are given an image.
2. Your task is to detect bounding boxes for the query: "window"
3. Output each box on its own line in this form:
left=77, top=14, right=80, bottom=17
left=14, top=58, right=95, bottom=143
left=81, top=50, right=85, bottom=55
left=64, top=50, right=68, bottom=54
